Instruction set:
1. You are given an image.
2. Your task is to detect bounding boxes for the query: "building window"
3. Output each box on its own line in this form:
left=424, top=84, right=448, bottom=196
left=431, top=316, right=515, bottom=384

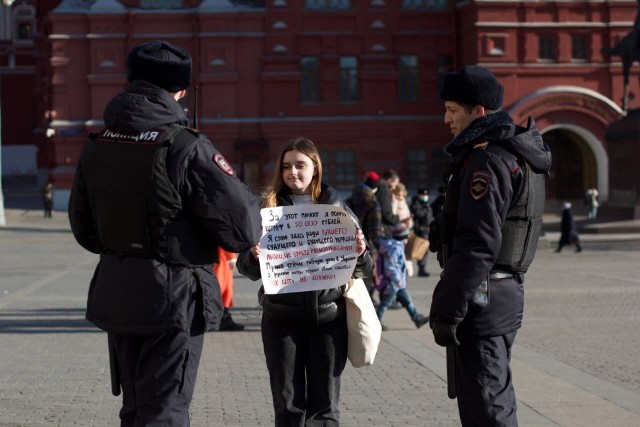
left=305, top=0, right=350, bottom=10
left=436, top=55, right=452, bottom=97
left=405, top=147, right=448, bottom=190
left=339, top=57, right=359, bottom=102
left=430, top=147, right=448, bottom=186
left=539, top=36, right=555, bottom=60
left=13, top=4, right=35, bottom=43
left=140, top=0, right=182, bottom=8
left=406, top=148, right=429, bottom=190
left=486, top=36, right=505, bottom=56
left=17, top=22, right=31, bottom=40
left=300, top=57, right=320, bottom=103
left=402, top=0, right=446, bottom=10
left=571, top=35, right=588, bottom=60
left=398, top=56, right=419, bottom=103
left=319, top=148, right=357, bottom=190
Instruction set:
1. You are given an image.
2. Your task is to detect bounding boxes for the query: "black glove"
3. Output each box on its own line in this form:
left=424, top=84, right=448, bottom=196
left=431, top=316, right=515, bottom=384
left=432, top=321, right=460, bottom=347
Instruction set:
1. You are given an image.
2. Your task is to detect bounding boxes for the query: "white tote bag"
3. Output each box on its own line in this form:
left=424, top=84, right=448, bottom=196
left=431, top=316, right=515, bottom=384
left=344, top=278, right=382, bottom=368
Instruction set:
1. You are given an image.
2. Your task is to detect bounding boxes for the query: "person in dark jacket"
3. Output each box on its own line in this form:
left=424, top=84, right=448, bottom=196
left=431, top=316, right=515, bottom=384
left=68, top=40, right=262, bottom=426
left=236, top=138, right=372, bottom=426
left=556, top=202, right=582, bottom=252
left=345, top=181, right=383, bottom=298
left=410, top=188, right=434, bottom=277
left=429, top=65, right=552, bottom=426
left=43, top=182, right=53, bottom=218
left=365, top=169, right=401, bottom=239
left=365, top=170, right=403, bottom=308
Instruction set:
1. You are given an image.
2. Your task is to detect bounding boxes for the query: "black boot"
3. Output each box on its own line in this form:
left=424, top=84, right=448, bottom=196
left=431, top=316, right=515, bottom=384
left=219, top=308, right=245, bottom=331
left=413, top=314, right=429, bottom=329
left=417, top=267, right=430, bottom=277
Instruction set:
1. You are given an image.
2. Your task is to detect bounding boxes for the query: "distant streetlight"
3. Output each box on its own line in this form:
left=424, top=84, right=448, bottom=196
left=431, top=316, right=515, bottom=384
left=0, top=0, right=15, bottom=226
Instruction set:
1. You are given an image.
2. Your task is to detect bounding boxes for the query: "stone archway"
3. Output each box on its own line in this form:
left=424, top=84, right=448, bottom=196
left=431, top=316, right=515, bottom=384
left=541, top=126, right=606, bottom=201
left=507, top=85, right=621, bottom=202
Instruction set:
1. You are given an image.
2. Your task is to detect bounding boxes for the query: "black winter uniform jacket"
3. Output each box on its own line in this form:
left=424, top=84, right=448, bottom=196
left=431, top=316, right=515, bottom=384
left=237, top=183, right=373, bottom=326
left=429, top=111, right=552, bottom=338
left=410, top=196, right=434, bottom=240
left=69, top=81, right=262, bottom=334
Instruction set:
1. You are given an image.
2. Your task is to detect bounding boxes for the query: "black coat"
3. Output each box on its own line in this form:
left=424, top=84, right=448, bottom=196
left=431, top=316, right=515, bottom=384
left=237, top=183, right=373, bottom=326
left=560, top=208, right=580, bottom=244
left=410, top=196, right=434, bottom=239
left=368, top=179, right=399, bottom=237
left=69, top=81, right=262, bottom=334
left=345, top=182, right=383, bottom=253
left=430, top=111, right=552, bottom=338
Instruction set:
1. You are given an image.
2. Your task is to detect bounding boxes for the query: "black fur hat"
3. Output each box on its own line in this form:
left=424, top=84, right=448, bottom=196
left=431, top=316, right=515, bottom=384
left=439, top=65, right=503, bottom=110
left=127, top=40, right=192, bottom=92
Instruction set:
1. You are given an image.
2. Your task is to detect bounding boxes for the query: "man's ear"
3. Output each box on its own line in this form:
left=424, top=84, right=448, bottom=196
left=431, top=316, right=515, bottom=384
left=173, top=89, right=187, bottom=101
left=475, top=105, right=486, bottom=116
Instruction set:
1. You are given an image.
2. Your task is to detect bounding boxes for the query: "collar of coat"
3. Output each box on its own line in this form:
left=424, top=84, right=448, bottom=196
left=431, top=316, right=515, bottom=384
left=444, top=111, right=514, bottom=157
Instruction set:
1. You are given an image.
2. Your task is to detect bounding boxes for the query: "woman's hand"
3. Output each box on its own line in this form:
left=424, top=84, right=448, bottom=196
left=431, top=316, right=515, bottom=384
left=250, top=243, right=261, bottom=260
left=355, top=229, right=366, bottom=257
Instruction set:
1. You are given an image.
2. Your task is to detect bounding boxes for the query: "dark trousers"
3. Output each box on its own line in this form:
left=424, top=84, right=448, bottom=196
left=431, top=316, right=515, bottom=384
left=43, top=200, right=53, bottom=218
left=417, top=252, right=428, bottom=271
left=110, top=288, right=205, bottom=427
left=261, top=313, right=348, bottom=427
left=456, top=331, right=518, bottom=427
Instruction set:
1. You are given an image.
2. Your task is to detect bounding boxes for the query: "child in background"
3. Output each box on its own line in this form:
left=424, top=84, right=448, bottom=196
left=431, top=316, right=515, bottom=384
left=375, top=223, right=429, bottom=331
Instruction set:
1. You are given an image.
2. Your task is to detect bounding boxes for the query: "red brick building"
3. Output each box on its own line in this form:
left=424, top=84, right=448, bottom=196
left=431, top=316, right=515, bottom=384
left=4, top=0, right=640, bottom=210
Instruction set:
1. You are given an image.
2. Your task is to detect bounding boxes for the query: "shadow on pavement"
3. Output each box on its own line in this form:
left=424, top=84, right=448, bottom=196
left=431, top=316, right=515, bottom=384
left=0, top=226, right=72, bottom=233
left=0, top=307, right=100, bottom=334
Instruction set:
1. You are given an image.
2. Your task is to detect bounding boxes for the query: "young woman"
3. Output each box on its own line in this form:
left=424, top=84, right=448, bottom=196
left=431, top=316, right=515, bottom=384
left=237, top=137, right=372, bottom=426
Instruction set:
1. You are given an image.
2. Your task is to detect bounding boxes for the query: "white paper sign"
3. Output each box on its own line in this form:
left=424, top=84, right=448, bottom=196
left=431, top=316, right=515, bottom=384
left=259, top=204, right=358, bottom=294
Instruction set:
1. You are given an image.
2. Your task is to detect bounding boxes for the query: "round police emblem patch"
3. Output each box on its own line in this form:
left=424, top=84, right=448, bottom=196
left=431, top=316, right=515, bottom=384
left=213, top=153, right=234, bottom=176
left=470, top=172, right=490, bottom=200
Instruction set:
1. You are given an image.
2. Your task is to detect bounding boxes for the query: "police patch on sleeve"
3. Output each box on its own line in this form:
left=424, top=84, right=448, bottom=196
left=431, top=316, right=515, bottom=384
left=470, top=172, right=490, bottom=200
left=213, top=153, right=234, bottom=176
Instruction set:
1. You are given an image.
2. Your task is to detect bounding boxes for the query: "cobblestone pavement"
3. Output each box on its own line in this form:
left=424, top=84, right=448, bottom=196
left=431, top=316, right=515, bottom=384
left=1, top=209, right=639, bottom=426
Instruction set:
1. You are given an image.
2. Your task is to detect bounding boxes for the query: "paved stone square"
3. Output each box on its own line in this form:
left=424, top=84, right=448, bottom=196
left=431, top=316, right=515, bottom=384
left=1, top=208, right=639, bottom=426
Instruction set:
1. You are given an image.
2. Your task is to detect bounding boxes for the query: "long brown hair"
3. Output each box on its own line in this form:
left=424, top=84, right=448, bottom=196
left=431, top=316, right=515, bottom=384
left=262, top=137, right=323, bottom=208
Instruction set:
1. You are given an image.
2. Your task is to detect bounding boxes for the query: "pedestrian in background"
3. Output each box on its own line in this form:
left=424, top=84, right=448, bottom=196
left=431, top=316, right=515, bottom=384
left=556, top=202, right=582, bottom=253
left=585, top=187, right=599, bottom=220
left=365, top=169, right=402, bottom=307
left=214, top=248, right=245, bottom=331
left=43, top=182, right=53, bottom=218
left=364, top=169, right=401, bottom=239
left=375, top=222, right=429, bottom=331
left=410, top=188, right=434, bottom=277
left=391, top=182, right=413, bottom=276
left=68, top=40, right=261, bottom=426
left=429, top=65, right=551, bottom=426
left=346, top=180, right=383, bottom=299
left=236, top=137, right=371, bottom=426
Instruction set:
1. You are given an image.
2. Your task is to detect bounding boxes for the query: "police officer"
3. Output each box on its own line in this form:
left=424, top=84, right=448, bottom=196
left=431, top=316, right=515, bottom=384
left=68, top=40, right=262, bottom=426
left=428, top=65, right=552, bottom=426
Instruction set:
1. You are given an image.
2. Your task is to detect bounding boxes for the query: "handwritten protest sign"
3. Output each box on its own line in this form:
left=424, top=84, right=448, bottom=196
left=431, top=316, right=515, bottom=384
left=259, top=204, right=357, bottom=294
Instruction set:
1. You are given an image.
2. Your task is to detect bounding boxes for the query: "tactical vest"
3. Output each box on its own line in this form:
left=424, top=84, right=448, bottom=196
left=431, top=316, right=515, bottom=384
left=82, top=124, right=216, bottom=266
left=438, top=144, right=545, bottom=274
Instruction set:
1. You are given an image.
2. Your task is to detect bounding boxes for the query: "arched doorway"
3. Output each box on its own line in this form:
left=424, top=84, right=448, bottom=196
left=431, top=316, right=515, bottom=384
left=543, top=128, right=597, bottom=200
left=507, top=85, right=619, bottom=202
